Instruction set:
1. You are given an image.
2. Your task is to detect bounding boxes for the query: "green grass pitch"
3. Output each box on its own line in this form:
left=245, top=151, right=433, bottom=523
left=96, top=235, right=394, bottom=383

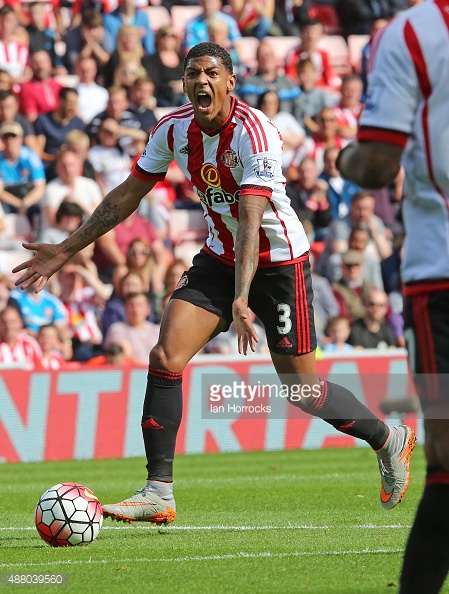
left=1, top=445, right=446, bottom=593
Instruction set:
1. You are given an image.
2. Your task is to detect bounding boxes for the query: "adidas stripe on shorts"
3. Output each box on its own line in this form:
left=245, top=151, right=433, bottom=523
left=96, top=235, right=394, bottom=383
left=171, top=249, right=317, bottom=355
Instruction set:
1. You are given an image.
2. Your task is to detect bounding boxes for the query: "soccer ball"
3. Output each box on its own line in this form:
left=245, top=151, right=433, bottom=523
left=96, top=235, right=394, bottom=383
left=35, top=483, right=103, bottom=547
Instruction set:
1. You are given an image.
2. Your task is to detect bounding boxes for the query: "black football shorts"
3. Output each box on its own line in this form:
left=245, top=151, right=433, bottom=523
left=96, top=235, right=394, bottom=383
left=171, top=249, right=317, bottom=355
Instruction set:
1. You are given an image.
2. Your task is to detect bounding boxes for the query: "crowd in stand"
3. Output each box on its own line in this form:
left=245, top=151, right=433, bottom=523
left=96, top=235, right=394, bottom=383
left=0, top=0, right=421, bottom=368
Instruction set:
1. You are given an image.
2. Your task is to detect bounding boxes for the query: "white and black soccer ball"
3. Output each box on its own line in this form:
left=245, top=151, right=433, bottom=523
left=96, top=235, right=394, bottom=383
left=35, top=483, right=103, bottom=547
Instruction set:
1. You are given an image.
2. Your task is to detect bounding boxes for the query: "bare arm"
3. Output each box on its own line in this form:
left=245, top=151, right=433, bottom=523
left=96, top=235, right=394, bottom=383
left=13, top=174, right=156, bottom=291
left=337, top=141, right=403, bottom=189
left=232, top=194, right=267, bottom=354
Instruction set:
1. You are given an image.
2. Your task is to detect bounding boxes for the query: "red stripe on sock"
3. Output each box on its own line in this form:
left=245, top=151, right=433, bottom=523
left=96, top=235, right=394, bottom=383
left=148, top=366, right=182, bottom=381
left=426, top=470, right=449, bottom=487
left=307, top=379, right=329, bottom=414
left=338, top=420, right=356, bottom=433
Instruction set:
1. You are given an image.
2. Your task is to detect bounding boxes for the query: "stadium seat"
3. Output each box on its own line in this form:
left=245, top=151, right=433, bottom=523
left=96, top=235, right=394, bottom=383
left=143, top=5, right=172, bottom=34
left=171, top=5, right=203, bottom=39
left=316, top=34, right=352, bottom=78
left=266, top=36, right=299, bottom=72
left=309, top=4, right=342, bottom=35
left=234, top=37, right=259, bottom=73
left=168, top=209, right=208, bottom=247
left=347, top=34, right=369, bottom=73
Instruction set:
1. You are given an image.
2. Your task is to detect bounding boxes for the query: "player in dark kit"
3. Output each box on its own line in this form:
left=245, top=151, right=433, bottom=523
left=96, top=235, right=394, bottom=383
left=13, top=42, right=415, bottom=525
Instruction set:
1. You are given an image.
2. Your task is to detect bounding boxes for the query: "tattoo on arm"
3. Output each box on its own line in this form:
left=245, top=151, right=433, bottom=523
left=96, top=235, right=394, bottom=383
left=235, top=197, right=266, bottom=301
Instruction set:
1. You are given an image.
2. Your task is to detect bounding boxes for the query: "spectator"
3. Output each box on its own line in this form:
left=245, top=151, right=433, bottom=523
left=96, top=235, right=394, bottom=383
left=348, top=288, right=397, bottom=349
left=41, top=148, right=102, bottom=229
left=336, top=0, right=400, bottom=37
left=229, top=0, right=275, bottom=40
left=19, top=50, right=61, bottom=124
left=63, top=9, right=112, bottom=76
left=104, top=291, right=160, bottom=365
left=114, top=236, right=167, bottom=296
left=319, top=146, right=361, bottom=220
left=309, top=251, right=339, bottom=345
left=207, top=17, right=249, bottom=87
left=38, top=200, right=84, bottom=244
left=0, top=305, right=42, bottom=368
left=102, top=270, right=145, bottom=337
left=0, top=121, right=45, bottom=231
left=257, top=89, right=305, bottom=171
left=26, top=1, right=64, bottom=72
left=144, top=26, right=186, bottom=108
left=9, top=283, right=69, bottom=341
left=0, top=6, right=31, bottom=85
left=333, top=74, right=364, bottom=141
left=128, top=77, right=157, bottom=134
left=286, top=157, right=332, bottom=240
left=75, top=56, right=109, bottom=124
left=88, top=117, right=131, bottom=196
left=273, top=0, right=311, bottom=36
left=284, top=18, right=338, bottom=89
left=113, top=58, right=148, bottom=95
left=87, top=85, right=147, bottom=157
left=294, top=58, right=336, bottom=134
left=64, top=130, right=96, bottom=181
left=34, top=87, right=86, bottom=170
left=103, top=0, right=155, bottom=56
left=104, top=24, right=147, bottom=89
left=182, top=0, right=241, bottom=52
left=0, top=69, right=13, bottom=91
left=322, top=316, right=354, bottom=353
left=318, top=190, right=393, bottom=280
left=238, top=39, right=301, bottom=117
left=348, top=227, right=384, bottom=290
left=58, top=260, right=107, bottom=361
left=36, top=323, right=68, bottom=369
left=0, top=89, right=38, bottom=154
left=287, top=107, right=347, bottom=180
left=332, top=249, right=374, bottom=321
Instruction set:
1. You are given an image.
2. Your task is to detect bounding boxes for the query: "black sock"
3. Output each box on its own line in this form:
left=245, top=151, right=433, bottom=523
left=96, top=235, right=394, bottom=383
left=400, top=469, right=449, bottom=594
left=298, top=380, right=389, bottom=449
left=141, top=366, right=183, bottom=482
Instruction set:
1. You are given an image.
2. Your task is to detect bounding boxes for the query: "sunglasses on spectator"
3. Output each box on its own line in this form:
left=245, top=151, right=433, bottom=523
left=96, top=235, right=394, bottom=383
left=128, top=248, right=150, bottom=256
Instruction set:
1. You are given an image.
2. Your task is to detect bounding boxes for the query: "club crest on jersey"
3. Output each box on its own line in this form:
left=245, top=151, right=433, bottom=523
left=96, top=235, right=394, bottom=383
left=175, top=273, right=188, bottom=290
left=255, top=157, right=275, bottom=181
left=220, top=148, right=238, bottom=168
left=201, top=163, right=221, bottom=187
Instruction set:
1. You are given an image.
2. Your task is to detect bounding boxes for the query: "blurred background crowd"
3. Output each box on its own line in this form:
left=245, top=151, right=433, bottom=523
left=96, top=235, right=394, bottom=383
left=0, top=0, right=421, bottom=367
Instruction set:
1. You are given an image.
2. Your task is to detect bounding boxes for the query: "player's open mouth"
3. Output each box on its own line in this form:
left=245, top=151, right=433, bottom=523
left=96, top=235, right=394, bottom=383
left=197, top=92, right=212, bottom=111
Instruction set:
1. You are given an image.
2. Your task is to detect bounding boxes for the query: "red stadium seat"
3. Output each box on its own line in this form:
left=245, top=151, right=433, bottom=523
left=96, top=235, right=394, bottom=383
left=309, top=5, right=342, bottom=35
left=317, top=34, right=352, bottom=79
left=234, top=37, right=259, bottom=73
left=171, top=5, right=203, bottom=39
left=143, top=6, right=172, bottom=33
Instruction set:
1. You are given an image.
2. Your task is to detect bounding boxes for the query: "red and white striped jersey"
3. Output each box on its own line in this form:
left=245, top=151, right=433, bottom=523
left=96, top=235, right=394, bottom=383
left=63, top=288, right=103, bottom=344
left=0, top=39, right=29, bottom=78
left=134, top=97, right=310, bottom=266
left=333, top=103, right=363, bottom=134
left=0, top=333, right=42, bottom=368
left=358, top=0, right=449, bottom=283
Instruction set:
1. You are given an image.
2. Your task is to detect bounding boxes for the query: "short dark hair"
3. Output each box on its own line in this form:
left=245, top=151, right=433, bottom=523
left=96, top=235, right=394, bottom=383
left=81, top=9, right=103, bottom=28
left=59, top=87, right=78, bottom=100
left=55, top=201, right=84, bottom=223
left=0, top=6, right=14, bottom=17
left=183, top=42, right=233, bottom=75
left=0, top=89, right=15, bottom=102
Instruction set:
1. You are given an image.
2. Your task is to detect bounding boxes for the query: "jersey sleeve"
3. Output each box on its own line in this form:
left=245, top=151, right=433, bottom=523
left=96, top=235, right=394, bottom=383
left=239, top=117, right=283, bottom=200
left=358, top=18, right=419, bottom=147
left=131, top=120, right=173, bottom=183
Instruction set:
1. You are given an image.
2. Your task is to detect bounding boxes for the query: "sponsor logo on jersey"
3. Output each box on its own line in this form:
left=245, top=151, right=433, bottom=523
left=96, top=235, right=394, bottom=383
left=220, top=148, right=238, bottom=168
left=197, top=187, right=240, bottom=207
left=254, top=157, right=275, bottom=181
left=175, top=273, right=188, bottom=290
left=201, top=163, right=221, bottom=187
left=179, top=145, right=191, bottom=155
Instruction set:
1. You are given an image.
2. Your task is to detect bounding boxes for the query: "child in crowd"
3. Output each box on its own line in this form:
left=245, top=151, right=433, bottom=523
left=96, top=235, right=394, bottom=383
left=322, top=316, right=354, bottom=353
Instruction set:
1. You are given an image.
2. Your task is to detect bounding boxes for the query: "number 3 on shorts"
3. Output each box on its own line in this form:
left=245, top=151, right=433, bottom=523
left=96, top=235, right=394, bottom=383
left=277, top=303, right=292, bottom=335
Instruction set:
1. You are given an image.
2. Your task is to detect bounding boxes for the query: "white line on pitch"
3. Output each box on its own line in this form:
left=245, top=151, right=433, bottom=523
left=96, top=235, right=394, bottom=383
left=0, top=524, right=410, bottom=532
left=0, top=548, right=404, bottom=569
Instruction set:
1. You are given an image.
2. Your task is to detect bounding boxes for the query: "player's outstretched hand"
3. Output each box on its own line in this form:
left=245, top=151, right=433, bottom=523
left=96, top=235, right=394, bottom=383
left=232, top=297, right=259, bottom=355
left=12, top=242, right=70, bottom=293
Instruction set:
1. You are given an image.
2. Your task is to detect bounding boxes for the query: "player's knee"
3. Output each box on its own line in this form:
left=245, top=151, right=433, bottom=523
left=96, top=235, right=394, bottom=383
left=149, top=343, right=186, bottom=374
